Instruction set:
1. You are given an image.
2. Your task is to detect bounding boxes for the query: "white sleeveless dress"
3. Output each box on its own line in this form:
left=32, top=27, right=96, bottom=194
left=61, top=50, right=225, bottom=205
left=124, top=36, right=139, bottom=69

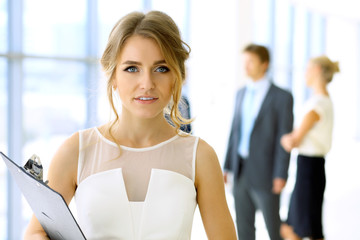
left=74, top=127, right=199, bottom=240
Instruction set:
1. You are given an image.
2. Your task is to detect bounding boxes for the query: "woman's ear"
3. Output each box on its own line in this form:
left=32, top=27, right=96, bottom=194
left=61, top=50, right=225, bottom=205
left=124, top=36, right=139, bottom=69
left=111, top=77, right=117, bottom=90
left=111, top=71, right=117, bottom=90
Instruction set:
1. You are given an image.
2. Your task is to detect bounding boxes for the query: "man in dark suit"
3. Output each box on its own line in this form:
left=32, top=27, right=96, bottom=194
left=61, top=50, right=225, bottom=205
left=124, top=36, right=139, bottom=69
left=224, top=44, right=293, bottom=240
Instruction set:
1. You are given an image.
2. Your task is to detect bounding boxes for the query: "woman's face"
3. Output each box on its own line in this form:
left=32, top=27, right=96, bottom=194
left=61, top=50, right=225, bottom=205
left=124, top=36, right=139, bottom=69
left=113, top=35, right=174, bottom=119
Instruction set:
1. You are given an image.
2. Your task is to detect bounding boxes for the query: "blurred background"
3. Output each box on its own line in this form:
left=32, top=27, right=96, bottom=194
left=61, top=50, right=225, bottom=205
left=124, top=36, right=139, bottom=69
left=1, top=0, right=359, bottom=239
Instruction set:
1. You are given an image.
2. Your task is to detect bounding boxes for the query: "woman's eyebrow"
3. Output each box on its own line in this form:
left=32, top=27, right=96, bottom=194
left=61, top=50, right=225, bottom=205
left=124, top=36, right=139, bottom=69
left=154, top=60, right=166, bottom=65
left=121, top=60, right=141, bottom=65
left=121, top=60, right=166, bottom=65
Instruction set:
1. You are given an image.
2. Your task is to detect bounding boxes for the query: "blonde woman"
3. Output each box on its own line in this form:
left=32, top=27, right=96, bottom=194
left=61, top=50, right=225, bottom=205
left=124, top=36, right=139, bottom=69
left=280, top=56, right=340, bottom=240
left=24, top=11, right=236, bottom=239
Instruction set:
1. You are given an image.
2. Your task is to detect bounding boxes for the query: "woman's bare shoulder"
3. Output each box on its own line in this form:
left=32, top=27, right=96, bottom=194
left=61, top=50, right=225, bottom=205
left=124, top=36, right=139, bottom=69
left=195, top=138, right=222, bottom=186
left=47, top=132, right=80, bottom=196
left=56, top=131, right=80, bottom=161
left=196, top=138, right=218, bottom=164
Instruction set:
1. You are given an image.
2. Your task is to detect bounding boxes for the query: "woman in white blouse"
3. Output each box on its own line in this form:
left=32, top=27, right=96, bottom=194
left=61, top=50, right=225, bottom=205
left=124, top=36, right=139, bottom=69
left=24, top=10, right=236, bottom=240
left=280, top=55, right=340, bottom=240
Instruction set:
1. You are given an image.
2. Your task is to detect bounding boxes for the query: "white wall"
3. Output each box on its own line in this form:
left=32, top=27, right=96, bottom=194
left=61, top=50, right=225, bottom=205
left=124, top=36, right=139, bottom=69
left=323, top=14, right=360, bottom=240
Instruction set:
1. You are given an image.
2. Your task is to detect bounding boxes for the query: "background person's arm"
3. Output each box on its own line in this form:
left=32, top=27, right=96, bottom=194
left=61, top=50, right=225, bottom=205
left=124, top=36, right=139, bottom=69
left=281, top=110, right=320, bottom=152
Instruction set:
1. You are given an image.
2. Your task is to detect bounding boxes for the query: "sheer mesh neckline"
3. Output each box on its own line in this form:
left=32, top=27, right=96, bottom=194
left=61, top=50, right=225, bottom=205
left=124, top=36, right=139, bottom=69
left=93, top=127, right=180, bottom=152
left=78, top=128, right=198, bottom=202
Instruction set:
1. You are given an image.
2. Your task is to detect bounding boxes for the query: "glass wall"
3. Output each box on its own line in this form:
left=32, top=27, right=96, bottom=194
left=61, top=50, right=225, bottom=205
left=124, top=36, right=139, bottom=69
left=152, top=0, right=189, bottom=40
left=251, top=0, right=329, bottom=227
left=272, top=0, right=294, bottom=90
left=252, top=0, right=326, bottom=115
left=0, top=58, right=7, bottom=240
left=0, top=0, right=7, bottom=239
left=98, top=0, right=143, bottom=54
left=0, top=0, right=6, bottom=53
left=2, top=0, right=190, bottom=238
left=2, top=0, right=360, bottom=239
left=23, top=0, right=87, bottom=57
left=22, top=59, right=87, bottom=166
left=21, top=59, right=88, bottom=224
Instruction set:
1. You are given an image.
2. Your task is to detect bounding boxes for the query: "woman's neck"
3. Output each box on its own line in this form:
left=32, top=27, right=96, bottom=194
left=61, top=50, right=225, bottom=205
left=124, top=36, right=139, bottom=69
left=111, top=113, right=176, bottom=148
left=312, top=78, right=329, bottom=96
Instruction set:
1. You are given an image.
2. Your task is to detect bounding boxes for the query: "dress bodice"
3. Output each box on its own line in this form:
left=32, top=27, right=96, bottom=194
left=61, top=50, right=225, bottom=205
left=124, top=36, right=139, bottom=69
left=74, top=128, right=199, bottom=239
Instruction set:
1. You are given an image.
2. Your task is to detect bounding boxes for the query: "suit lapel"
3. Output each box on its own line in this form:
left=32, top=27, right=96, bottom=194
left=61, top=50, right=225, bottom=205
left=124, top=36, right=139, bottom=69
left=253, top=84, right=275, bottom=128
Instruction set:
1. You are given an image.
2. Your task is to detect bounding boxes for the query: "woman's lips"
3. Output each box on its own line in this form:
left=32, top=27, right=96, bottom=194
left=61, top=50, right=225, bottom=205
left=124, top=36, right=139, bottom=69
left=134, top=96, right=158, bottom=104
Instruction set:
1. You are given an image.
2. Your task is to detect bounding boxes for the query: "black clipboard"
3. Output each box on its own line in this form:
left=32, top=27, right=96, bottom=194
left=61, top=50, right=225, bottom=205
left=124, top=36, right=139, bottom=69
left=0, top=152, right=86, bottom=240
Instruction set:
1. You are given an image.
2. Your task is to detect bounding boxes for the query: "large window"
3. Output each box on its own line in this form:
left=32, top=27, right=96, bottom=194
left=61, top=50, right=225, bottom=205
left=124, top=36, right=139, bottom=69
left=98, top=0, right=143, bottom=55
left=0, top=1, right=7, bottom=239
left=22, top=59, right=87, bottom=164
left=251, top=0, right=329, bottom=226
left=0, top=0, right=6, bottom=53
left=0, top=58, right=7, bottom=240
left=151, top=0, right=189, bottom=40
left=251, top=1, right=360, bottom=238
left=21, top=59, right=88, bottom=226
left=273, top=0, right=294, bottom=90
left=2, top=0, right=190, bottom=239
left=23, top=0, right=87, bottom=57
left=252, top=0, right=327, bottom=114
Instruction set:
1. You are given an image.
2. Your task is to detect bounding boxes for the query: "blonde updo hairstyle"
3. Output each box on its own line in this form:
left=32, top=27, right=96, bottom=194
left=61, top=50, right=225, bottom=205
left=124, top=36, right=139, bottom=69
left=100, top=11, right=191, bottom=142
left=311, top=55, right=340, bottom=83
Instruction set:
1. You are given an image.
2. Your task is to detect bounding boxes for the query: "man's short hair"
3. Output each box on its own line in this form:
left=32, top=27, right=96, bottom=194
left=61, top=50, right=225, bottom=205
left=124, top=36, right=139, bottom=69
left=243, top=44, right=270, bottom=64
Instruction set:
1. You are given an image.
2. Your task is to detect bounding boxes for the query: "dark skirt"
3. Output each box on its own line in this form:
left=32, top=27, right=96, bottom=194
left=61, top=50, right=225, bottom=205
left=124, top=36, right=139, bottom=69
left=286, top=155, right=326, bottom=239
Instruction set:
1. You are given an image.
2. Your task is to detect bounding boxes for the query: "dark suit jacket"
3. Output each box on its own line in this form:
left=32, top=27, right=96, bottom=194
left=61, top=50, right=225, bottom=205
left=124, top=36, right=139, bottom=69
left=224, top=83, right=294, bottom=191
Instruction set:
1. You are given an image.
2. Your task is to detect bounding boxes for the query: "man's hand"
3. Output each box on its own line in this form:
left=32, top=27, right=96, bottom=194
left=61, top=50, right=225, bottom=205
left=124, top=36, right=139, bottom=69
left=272, top=178, right=286, bottom=194
left=223, top=171, right=228, bottom=184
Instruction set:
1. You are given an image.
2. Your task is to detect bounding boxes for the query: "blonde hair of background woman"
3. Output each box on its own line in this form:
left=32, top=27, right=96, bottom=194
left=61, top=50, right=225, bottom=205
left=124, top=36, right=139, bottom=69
left=310, top=55, right=340, bottom=83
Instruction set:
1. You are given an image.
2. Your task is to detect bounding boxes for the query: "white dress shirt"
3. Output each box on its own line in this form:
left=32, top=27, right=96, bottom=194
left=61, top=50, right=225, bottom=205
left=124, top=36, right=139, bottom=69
left=238, top=76, right=271, bottom=158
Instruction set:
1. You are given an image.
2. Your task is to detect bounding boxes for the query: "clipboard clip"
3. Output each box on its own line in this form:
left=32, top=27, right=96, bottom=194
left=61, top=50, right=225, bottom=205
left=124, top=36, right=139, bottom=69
left=23, top=154, right=48, bottom=184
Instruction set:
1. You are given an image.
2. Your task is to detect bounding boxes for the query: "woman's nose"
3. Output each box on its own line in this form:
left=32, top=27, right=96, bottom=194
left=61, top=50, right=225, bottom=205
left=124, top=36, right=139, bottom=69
left=139, top=72, right=155, bottom=90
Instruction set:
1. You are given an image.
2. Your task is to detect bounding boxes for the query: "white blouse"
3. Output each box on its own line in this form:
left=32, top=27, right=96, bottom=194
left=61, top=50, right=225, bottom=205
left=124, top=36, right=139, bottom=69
left=297, top=94, right=334, bottom=156
left=74, top=127, right=199, bottom=239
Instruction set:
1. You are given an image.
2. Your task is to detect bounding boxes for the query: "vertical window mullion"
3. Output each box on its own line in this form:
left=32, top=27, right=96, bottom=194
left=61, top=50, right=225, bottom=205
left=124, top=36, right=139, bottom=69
left=319, top=16, right=326, bottom=54
left=7, top=0, right=24, bottom=239
left=269, top=0, right=275, bottom=73
left=287, top=4, right=295, bottom=89
left=143, top=0, right=151, bottom=11
left=304, top=10, right=312, bottom=100
left=357, top=24, right=360, bottom=140
left=86, top=0, right=98, bottom=128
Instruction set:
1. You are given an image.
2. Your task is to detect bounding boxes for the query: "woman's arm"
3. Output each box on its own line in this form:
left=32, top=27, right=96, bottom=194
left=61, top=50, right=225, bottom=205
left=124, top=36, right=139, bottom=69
left=24, top=132, right=79, bottom=239
left=281, top=110, right=320, bottom=152
left=195, top=139, right=237, bottom=240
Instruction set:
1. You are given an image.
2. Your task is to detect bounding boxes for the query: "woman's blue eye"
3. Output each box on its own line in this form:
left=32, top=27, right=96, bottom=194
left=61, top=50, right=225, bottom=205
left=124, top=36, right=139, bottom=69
left=156, top=66, right=169, bottom=73
left=125, top=66, right=138, bottom=72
